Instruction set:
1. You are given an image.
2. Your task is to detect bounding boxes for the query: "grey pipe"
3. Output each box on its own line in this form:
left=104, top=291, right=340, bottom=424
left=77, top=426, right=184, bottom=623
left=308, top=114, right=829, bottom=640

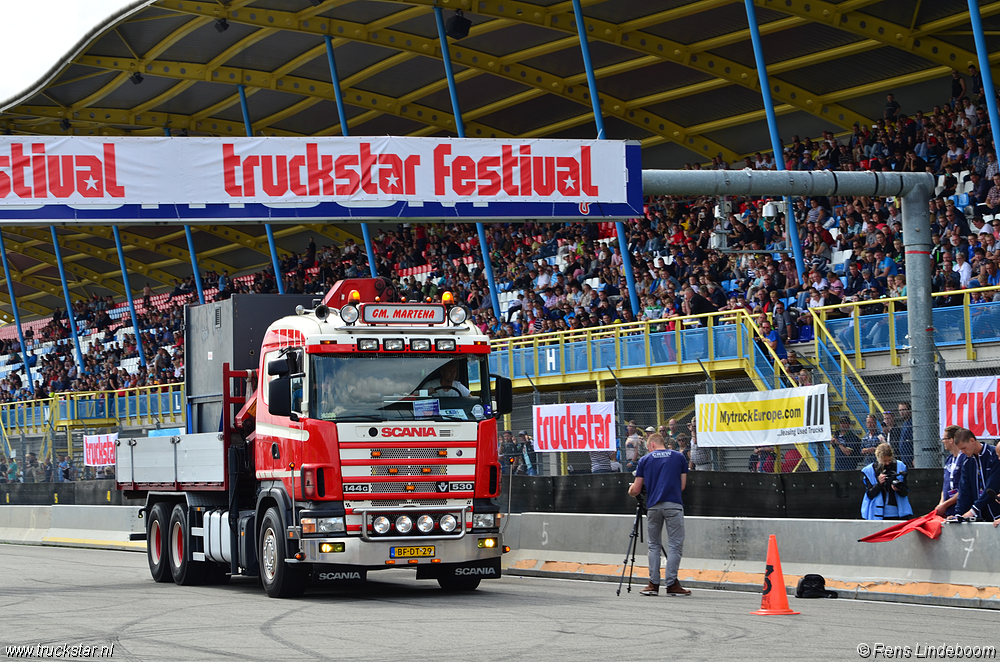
left=644, top=169, right=938, bottom=469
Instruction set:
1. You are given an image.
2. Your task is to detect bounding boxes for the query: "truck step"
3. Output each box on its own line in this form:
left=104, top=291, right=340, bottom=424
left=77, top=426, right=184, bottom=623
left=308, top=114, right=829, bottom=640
left=129, top=532, right=147, bottom=542
left=193, top=552, right=205, bottom=562
left=191, top=527, right=204, bottom=537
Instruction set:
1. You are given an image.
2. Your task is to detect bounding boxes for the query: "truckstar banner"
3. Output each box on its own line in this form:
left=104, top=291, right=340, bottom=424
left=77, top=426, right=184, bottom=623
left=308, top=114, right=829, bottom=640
left=0, top=136, right=631, bottom=206
left=532, top=402, right=616, bottom=453
left=695, top=385, right=830, bottom=447
left=83, top=433, right=117, bottom=467
left=939, top=376, right=1000, bottom=439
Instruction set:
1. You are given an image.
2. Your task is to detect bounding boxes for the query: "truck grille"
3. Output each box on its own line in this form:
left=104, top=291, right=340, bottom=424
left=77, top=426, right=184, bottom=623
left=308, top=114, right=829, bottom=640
left=374, top=448, right=446, bottom=459
left=371, top=482, right=445, bottom=493
left=371, top=466, right=447, bottom=476
left=370, top=499, right=439, bottom=507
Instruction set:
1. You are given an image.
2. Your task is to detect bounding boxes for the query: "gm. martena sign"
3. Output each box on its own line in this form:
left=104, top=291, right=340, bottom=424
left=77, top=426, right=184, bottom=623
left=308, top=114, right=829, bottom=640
left=361, top=304, right=446, bottom=325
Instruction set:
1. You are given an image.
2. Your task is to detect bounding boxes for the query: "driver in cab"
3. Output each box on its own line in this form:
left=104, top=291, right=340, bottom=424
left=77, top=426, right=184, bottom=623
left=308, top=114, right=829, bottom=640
left=423, top=361, right=471, bottom=397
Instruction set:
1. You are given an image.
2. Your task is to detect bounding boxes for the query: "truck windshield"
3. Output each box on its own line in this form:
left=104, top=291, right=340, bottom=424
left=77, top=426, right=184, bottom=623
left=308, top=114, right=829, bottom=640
left=311, top=354, right=490, bottom=422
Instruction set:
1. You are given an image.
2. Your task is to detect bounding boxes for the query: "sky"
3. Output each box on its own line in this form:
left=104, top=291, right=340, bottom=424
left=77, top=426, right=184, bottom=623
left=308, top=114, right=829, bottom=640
left=0, top=1, right=132, bottom=103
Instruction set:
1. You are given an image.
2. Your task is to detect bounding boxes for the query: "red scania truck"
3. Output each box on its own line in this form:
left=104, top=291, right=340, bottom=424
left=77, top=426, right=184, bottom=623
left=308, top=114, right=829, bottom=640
left=117, top=278, right=512, bottom=597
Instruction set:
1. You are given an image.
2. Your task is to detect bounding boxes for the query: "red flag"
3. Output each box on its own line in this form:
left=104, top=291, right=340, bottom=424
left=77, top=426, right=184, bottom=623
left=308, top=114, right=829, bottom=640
left=858, top=511, right=944, bottom=543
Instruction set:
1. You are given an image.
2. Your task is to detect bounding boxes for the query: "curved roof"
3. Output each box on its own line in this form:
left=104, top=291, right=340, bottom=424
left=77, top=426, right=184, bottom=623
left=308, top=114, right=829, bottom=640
left=4, top=0, right=999, bottom=167
left=0, top=0, right=999, bottom=320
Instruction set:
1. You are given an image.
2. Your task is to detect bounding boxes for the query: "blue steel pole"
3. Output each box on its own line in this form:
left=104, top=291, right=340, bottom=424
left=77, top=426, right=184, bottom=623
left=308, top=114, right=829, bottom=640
left=744, top=0, right=805, bottom=284
left=968, top=0, right=1000, bottom=157
left=163, top=127, right=171, bottom=137
left=324, top=36, right=379, bottom=279
left=572, top=0, right=639, bottom=317
left=113, top=227, right=146, bottom=368
left=49, top=228, right=85, bottom=371
left=238, top=84, right=285, bottom=294
left=183, top=226, right=205, bottom=304
left=0, top=233, right=35, bottom=396
left=434, top=7, right=502, bottom=319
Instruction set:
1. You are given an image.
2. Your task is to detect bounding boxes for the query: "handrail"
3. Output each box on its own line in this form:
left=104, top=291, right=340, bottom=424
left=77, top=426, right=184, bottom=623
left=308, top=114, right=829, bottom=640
left=490, top=308, right=745, bottom=352
left=809, top=312, right=886, bottom=419
left=741, top=312, right=797, bottom=387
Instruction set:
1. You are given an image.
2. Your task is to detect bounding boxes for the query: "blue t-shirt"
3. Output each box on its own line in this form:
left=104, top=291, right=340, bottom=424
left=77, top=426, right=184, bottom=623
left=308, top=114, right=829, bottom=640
left=635, top=449, right=688, bottom=507
left=765, top=329, right=787, bottom=360
left=879, top=256, right=898, bottom=277
left=943, top=453, right=966, bottom=517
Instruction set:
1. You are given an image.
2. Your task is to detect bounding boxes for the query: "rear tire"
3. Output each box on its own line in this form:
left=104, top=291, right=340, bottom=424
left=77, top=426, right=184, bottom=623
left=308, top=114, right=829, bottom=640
left=146, top=503, right=171, bottom=583
left=437, top=576, right=481, bottom=592
left=168, top=504, right=205, bottom=586
left=260, top=507, right=305, bottom=598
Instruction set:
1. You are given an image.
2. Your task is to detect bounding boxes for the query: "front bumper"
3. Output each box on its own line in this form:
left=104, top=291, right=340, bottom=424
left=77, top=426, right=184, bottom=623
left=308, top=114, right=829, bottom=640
left=296, top=531, right=503, bottom=567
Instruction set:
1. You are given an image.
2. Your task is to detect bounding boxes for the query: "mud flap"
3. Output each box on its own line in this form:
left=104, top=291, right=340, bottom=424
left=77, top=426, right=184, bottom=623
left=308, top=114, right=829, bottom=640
left=416, top=558, right=502, bottom=581
left=311, top=566, right=368, bottom=585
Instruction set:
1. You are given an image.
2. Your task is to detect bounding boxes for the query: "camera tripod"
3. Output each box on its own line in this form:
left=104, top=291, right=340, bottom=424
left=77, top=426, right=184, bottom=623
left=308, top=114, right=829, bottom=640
left=616, top=496, right=646, bottom=596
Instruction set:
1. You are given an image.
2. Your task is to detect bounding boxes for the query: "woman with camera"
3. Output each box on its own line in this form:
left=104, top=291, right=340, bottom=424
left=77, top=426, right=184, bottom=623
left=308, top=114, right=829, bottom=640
left=861, top=443, right=913, bottom=520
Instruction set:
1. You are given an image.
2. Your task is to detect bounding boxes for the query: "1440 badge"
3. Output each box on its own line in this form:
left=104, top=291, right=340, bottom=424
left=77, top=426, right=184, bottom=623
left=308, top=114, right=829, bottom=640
left=437, top=481, right=474, bottom=492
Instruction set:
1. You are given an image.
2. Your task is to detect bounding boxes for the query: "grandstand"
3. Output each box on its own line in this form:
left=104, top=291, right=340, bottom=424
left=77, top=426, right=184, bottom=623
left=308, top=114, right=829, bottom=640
left=2, top=0, right=1000, bottom=475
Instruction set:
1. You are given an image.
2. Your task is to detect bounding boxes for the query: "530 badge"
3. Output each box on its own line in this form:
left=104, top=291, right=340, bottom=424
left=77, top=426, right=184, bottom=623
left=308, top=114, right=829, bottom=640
left=448, top=482, right=473, bottom=492
left=344, top=484, right=371, bottom=493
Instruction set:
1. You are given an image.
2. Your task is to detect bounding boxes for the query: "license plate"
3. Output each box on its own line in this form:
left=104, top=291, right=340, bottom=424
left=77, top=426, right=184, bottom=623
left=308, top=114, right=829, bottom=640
left=390, top=546, right=436, bottom=558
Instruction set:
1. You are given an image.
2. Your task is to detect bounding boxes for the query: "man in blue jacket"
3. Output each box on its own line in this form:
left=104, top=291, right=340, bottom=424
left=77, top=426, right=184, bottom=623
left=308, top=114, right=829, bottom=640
left=954, top=428, right=1000, bottom=522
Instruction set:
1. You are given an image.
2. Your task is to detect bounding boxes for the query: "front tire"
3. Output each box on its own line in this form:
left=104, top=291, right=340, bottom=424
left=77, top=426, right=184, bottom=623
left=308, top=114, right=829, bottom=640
left=146, top=502, right=171, bottom=583
left=437, top=576, right=481, bottom=592
left=260, top=507, right=305, bottom=598
left=168, top=504, right=205, bottom=586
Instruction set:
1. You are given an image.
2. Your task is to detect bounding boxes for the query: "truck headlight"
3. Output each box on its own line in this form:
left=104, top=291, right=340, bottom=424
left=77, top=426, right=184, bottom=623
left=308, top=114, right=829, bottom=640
left=317, top=517, right=345, bottom=533
left=439, top=514, right=458, bottom=533
left=416, top=515, right=435, bottom=533
left=435, top=338, right=456, bottom=351
left=410, top=338, right=431, bottom=351
left=395, top=515, right=413, bottom=534
left=373, top=516, right=390, bottom=534
left=358, top=338, right=379, bottom=351
left=473, top=513, right=497, bottom=529
left=383, top=338, right=404, bottom=351
left=448, top=306, right=468, bottom=325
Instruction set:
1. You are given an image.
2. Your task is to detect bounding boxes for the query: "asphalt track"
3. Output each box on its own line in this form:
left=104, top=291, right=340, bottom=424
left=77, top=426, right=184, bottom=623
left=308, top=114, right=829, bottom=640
left=1, top=544, right=996, bottom=662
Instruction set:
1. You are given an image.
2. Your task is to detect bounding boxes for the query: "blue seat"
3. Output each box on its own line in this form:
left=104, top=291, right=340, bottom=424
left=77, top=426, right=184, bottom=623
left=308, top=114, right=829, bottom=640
left=833, top=262, right=846, bottom=275
left=955, top=193, right=970, bottom=208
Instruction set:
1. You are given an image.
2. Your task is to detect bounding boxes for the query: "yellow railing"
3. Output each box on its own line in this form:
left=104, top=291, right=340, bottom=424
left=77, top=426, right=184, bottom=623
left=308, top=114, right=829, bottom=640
left=0, top=383, right=185, bottom=437
left=811, top=283, right=1000, bottom=366
left=808, top=311, right=885, bottom=420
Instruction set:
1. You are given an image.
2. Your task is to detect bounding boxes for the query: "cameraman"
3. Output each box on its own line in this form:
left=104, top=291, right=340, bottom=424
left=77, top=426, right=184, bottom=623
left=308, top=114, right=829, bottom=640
left=861, top=443, right=913, bottom=520
left=627, top=433, right=691, bottom=597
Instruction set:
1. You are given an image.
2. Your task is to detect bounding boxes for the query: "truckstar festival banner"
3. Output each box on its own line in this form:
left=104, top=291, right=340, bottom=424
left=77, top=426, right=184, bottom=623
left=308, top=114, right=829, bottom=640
left=532, top=402, right=616, bottom=453
left=83, top=433, right=117, bottom=467
left=0, top=136, right=630, bottom=206
left=695, top=385, right=830, bottom=447
left=939, top=377, right=1000, bottom=439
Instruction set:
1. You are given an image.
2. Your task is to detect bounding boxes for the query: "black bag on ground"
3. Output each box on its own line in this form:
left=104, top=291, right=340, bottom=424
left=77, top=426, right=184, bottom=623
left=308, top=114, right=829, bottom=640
left=795, top=573, right=838, bottom=599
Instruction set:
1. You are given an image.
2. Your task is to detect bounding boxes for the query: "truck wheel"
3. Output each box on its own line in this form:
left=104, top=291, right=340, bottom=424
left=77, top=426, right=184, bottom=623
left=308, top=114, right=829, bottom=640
left=168, top=504, right=205, bottom=586
left=146, top=502, right=171, bottom=583
left=437, top=576, right=481, bottom=592
left=260, top=507, right=305, bottom=598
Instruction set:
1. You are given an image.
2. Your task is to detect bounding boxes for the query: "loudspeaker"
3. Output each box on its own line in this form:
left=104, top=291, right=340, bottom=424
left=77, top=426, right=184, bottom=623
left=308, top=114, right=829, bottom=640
left=445, top=10, right=471, bottom=40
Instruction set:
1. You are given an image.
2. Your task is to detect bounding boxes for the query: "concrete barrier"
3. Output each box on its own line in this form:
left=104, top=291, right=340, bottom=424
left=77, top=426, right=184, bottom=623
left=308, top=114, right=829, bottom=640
left=502, top=513, right=1000, bottom=610
left=0, top=505, right=145, bottom=551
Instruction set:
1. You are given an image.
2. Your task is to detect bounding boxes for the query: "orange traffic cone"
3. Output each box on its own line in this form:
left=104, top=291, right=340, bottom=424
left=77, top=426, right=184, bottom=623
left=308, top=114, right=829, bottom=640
left=750, top=534, right=799, bottom=615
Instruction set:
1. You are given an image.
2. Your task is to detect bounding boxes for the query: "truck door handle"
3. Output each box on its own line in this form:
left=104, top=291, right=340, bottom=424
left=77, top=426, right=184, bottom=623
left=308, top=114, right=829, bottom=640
left=271, top=443, right=280, bottom=460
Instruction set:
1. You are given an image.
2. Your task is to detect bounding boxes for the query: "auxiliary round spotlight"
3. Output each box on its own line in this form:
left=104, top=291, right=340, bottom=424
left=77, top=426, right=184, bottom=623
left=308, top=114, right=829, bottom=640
left=340, top=304, right=359, bottom=324
left=395, top=515, right=413, bottom=534
left=448, top=306, right=468, bottom=325
left=372, top=516, right=390, bottom=534
left=416, top=515, right=435, bottom=533
left=439, top=514, right=458, bottom=533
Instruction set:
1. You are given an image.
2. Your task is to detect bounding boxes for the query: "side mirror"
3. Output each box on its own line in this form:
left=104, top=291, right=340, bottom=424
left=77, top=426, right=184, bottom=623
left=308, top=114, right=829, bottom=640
left=267, top=358, right=289, bottom=376
left=492, top=375, right=513, bottom=416
left=269, top=375, right=292, bottom=417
